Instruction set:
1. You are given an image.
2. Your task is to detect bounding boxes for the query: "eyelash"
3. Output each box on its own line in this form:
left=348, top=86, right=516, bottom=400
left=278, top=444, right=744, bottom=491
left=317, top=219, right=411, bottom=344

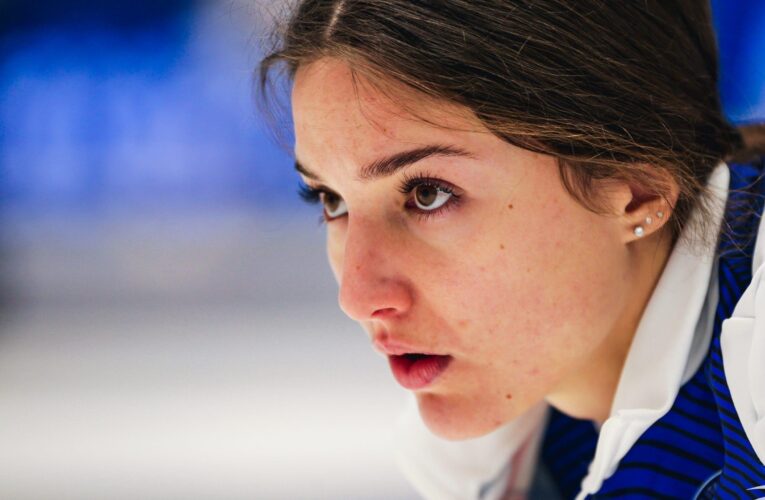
left=297, top=171, right=462, bottom=224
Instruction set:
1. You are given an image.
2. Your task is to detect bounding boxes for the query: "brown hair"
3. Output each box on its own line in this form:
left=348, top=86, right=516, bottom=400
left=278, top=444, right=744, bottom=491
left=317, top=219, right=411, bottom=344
left=257, top=0, right=765, bottom=255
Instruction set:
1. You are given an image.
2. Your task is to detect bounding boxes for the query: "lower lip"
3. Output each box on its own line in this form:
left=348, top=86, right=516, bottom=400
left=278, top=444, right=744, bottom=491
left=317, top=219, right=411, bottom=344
left=388, top=354, right=453, bottom=390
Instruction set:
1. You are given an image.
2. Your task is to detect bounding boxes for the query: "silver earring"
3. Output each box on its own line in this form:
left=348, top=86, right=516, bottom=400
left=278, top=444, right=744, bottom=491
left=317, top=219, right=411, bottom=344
left=634, top=226, right=645, bottom=237
left=645, top=216, right=653, bottom=225
left=656, top=211, right=664, bottom=219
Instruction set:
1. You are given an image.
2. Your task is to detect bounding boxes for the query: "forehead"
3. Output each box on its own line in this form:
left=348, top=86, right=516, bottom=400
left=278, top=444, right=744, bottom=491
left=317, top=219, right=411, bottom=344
left=291, top=58, right=489, bottom=169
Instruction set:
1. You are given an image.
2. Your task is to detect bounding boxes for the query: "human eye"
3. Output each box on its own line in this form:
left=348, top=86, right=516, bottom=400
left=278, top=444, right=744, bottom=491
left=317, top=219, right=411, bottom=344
left=297, top=182, right=348, bottom=223
left=398, top=172, right=462, bottom=220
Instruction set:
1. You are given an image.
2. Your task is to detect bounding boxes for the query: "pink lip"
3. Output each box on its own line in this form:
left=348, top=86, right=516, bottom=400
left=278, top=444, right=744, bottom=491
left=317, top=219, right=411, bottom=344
left=373, top=338, right=411, bottom=356
left=373, top=337, right=441, bottom=356
left=387, top=353, right=453, bottom=390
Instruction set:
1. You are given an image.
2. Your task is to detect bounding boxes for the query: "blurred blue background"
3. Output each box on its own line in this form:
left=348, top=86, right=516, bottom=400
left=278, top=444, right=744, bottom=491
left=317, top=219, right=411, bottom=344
left=0, top=1, right=762, bottom=499
left=1, top=0, right=763, bottom=221
left=0, top=0, right=296, bottom=217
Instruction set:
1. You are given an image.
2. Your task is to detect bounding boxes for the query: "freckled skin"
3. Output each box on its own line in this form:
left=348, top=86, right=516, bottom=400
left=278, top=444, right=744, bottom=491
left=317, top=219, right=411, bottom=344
left=292, top=58, right=677, bottom=439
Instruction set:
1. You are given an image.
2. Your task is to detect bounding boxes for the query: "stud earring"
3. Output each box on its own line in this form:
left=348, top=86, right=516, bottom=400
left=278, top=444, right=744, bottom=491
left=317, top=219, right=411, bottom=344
left=656, top=210, right=664, bottom=219
left=645, top=216, right=653, bottom=225
left=634, top=226, right=645, bottom=237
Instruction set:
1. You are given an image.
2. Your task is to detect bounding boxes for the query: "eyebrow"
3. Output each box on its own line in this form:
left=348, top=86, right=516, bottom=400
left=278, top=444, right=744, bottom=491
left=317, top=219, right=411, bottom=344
left=294, top=144, right=476, bottom=182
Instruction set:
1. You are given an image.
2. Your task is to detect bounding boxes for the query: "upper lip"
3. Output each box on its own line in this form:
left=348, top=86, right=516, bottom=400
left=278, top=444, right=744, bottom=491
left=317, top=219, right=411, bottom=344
left=372, top=335, right=443, bottom=356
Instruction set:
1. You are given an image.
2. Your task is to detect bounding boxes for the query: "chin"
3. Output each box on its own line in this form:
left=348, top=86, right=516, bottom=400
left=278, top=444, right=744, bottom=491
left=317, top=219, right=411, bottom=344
left=415, top=392, right=507, bottom=441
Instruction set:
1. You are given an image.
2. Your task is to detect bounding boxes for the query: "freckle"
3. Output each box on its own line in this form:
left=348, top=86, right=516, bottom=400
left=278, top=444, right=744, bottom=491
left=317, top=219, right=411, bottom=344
left=355, top=265, right=361, bottom=271
left=499, top=244, right=505, bottom=250
left=505, top=393, right=513, bottom=400
left=507, top=203, right=514, bottom=209
left=458, top=319, right=469, bottom=327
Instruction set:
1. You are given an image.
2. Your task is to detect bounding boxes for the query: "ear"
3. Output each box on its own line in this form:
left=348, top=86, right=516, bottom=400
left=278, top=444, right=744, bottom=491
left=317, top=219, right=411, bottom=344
left=603, top=170, right=679, bottom=244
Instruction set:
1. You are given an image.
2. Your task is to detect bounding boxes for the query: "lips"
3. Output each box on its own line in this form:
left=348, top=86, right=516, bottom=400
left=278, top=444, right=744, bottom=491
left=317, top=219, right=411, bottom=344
left=387, top=353, right=453, bottom=390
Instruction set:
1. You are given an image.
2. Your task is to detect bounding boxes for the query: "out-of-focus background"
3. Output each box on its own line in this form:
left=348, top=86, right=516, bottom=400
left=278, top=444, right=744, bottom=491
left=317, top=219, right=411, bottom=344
left=0, top=1, right=762, bottom=499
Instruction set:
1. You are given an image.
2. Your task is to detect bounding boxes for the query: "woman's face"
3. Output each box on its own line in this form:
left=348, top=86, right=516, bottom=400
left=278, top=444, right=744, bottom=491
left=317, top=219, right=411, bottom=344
left=291, top=58, right=635, bottom=440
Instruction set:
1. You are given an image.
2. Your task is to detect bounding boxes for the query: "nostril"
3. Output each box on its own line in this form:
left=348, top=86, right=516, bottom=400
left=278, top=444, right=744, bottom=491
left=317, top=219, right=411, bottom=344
left=371, top=307, right=398, bottom=318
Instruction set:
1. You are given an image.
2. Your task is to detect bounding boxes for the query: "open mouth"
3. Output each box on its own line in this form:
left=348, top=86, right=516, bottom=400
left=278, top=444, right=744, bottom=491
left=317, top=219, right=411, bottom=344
left=387, top=353, right=453, bottom=390
left=402, top=353, right=429, bottom=361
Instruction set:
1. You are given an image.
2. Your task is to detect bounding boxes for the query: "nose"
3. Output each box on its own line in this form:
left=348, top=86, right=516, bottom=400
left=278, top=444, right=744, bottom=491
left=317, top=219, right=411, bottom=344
left=336, top=217, right=413, bottom=322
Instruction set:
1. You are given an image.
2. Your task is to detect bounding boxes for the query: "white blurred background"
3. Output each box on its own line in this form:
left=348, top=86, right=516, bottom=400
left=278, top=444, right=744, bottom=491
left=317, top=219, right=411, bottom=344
left=0, top=0, right=762, bottom=498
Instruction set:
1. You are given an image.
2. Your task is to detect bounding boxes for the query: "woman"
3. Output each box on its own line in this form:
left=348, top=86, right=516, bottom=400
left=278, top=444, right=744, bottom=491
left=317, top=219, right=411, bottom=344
left=257, top=1, right=765, bottom=498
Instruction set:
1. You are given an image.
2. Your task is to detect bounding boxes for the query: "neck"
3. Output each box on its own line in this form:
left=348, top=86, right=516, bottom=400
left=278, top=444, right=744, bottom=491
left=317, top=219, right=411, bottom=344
left=545, top=232, right=675, bottom=425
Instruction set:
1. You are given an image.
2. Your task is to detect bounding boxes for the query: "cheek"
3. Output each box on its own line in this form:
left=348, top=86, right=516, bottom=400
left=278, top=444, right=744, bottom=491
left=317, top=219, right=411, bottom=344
left=440, top=192, right=625, bottom=370
left=414, top=209, right=625, bottom=438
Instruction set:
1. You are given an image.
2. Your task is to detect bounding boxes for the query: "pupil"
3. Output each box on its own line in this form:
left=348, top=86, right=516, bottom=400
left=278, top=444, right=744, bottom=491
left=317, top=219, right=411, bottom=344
left=416, top=186, right=437, bottom=206
left=325, top=193, right=339, bottom=212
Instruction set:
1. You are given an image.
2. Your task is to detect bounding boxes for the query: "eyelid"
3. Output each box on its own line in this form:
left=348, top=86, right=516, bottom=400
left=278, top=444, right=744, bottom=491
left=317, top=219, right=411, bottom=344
left=397, top=170, right=461, bottom=196
left=298, top=181, right=338, bottom=202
